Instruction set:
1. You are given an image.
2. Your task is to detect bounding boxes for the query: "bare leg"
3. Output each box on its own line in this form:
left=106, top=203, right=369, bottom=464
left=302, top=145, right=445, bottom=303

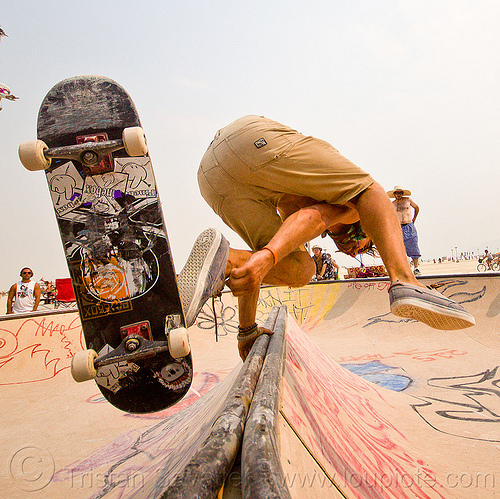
left=232, top=247, right=319, bottom=360
left=225, top=186, right=424, bottom=359
left=226, top=248, right=314, bottom=326
left=226, top=202, right=350, bottom=341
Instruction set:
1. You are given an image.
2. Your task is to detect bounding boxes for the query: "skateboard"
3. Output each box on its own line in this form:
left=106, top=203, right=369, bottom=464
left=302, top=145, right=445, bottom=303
left=19, top=76, right=192, bottom=413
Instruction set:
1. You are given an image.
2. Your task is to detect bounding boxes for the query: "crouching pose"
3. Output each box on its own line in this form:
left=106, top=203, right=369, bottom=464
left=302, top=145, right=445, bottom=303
left=176, top=116, right=475, bottom=360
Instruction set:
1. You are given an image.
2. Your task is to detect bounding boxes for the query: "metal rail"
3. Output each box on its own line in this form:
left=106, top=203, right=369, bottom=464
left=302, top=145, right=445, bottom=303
left=242, top=305, right=291, bottom=499
left=160, top=307, right=280, bottom=499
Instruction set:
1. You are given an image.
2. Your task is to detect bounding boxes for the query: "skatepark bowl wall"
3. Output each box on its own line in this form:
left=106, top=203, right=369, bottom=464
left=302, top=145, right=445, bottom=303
left=1, top=272, right=499, bottom=498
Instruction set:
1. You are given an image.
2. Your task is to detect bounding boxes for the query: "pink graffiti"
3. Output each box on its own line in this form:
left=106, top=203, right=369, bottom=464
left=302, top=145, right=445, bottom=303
left=282, top=318, right=446, bottom=499
left=393, top=348, right=468, bottom=362
left=336, top=349, right=467, bottom=364
left=0, top=315, right=83, bottom=384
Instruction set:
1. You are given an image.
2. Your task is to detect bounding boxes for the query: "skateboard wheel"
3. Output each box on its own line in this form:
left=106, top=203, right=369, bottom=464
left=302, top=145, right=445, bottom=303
left=122, top=127, right=148, bottom=156
left=18, top=140, right=51, bottom=171
left=168, top=328, right=190, bottom=358
left=71, top=349, right=98, bottom=382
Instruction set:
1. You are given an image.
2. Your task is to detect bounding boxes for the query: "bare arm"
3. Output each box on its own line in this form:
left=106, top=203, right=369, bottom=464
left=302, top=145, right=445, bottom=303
left=33, top=283, right=41, bottom=311
left=319, top=262, right=327, bottom=278
left=6, top=284, right=16, bottom=314
left=229, top=203, right=353, bottom=296
left=228, top=199, right=361, bottom=360
left=410, top=199, right=420, bottom=222
left=229, top=202, right=354, bottom=323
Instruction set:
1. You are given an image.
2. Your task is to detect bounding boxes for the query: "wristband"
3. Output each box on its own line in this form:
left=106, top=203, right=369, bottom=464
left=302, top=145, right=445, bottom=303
left=237, top=323, right=259, bottom=341
left=238, top=323, right=258, bottom=333
left=263, top=246, right=279, bottom=265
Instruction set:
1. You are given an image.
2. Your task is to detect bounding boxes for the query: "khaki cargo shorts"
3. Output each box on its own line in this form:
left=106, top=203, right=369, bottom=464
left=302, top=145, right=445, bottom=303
left=198, top=115, right=374, bottom=251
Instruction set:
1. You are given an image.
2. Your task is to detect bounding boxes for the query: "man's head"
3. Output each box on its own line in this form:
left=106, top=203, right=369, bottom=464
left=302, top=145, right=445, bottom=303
left=20, top=267, right=33, bottom=280
left=336, top=235, right=374, bottom=258
left=104, top=217, right=119, bottom=232
left=327, top=222, right=376, bottom=258
left=312, top=245, right=322, bottom=256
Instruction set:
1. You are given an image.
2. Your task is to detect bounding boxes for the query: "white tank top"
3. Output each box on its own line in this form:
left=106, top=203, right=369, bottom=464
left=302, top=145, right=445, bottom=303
left=12, top=280, right=36, bottom=313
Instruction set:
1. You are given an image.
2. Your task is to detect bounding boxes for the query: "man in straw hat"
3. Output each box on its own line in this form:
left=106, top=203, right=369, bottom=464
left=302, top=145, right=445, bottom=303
left=177, top=116, right=474, bottom=359
left=387, top=185, right=421, bottom=275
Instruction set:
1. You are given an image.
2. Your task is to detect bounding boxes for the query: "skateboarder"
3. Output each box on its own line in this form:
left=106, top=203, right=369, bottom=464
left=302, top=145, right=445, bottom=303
left=7, top=267, right=42, bottom=314
left=178, top=116, right=475, bottom=360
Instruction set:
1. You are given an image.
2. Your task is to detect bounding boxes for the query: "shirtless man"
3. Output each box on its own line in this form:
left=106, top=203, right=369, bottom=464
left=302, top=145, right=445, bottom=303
left=387, top=186, right=421, bottom=275
left=176, top=116, right=475, bottom=359
left=7, top=267, right=41, bottom=314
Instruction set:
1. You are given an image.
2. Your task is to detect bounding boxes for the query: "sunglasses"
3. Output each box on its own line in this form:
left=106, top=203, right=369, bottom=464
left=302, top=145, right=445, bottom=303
left=22, top=271, right=33, bottom=275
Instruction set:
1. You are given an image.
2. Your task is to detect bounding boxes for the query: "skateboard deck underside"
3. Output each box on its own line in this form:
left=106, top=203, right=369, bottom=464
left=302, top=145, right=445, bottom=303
left=38, top=76, right=192, bottom=413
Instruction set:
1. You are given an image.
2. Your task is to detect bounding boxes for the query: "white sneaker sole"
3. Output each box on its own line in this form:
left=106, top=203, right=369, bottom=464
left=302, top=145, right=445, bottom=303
left=390, top=297, right=475, bottom=330
left=179, top=229, right=229, bottom=327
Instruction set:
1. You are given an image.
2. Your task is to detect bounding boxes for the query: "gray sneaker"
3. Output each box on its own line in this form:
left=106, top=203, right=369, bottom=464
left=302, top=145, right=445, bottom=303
left=178, top=228, right=229, bottom=328
left=388, top=282, right=475, bottom=330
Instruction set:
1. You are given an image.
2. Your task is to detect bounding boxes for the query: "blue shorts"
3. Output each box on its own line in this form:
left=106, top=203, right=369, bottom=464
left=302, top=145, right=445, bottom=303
left=401, top=223, right=421, bottom=259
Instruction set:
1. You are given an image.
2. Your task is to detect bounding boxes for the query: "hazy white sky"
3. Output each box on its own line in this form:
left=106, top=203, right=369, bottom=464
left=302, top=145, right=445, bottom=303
left=0, top=0, right=499, bottom=290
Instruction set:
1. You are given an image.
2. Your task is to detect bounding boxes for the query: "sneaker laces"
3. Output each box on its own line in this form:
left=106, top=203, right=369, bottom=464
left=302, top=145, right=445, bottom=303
left=211, top=296, right=220, bottom=342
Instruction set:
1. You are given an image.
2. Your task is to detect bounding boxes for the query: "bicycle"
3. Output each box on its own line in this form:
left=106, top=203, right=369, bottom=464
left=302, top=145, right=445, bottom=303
left=477, top=259, right=500, bottom=272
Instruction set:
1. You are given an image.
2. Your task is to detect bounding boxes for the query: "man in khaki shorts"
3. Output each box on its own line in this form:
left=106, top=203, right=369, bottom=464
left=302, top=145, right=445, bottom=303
left=177, top=116, right=475, bottom=360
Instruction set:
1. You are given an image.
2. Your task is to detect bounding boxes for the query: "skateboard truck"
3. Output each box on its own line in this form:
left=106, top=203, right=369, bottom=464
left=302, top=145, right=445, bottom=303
left=75, top=133, right=114, bottom=175
left=97, top=334, right=170, bottom=367
left=71, top=325, right=190, bottom=383
left=18, top=126, right=148, bottom=174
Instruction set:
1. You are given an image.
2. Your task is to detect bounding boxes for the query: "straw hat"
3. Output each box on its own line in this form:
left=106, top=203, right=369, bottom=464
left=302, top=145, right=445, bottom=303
left=312, top=245, right=322, bottom=251
left=387, top=185, right=411, bottom=198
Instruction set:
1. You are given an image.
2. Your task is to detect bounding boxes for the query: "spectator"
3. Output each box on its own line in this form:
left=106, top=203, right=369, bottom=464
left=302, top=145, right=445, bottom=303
left=7, top=267, right=41, bottom=314
left=387, top=185, right=421, bottom=275
left=311, top=245, right=336, bottom=280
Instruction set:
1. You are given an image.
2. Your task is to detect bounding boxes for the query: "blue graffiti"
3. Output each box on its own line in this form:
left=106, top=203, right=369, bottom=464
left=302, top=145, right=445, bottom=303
left=341, top=360, right=412, bottom=392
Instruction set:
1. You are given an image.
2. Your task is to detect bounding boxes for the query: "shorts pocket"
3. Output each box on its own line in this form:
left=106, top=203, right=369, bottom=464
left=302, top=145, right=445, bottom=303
left=223, top=126, right=294, bottom=170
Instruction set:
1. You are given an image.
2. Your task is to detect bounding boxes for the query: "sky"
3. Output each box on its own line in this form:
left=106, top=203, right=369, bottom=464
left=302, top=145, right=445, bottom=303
left=0, top=0, right=499, bottom=290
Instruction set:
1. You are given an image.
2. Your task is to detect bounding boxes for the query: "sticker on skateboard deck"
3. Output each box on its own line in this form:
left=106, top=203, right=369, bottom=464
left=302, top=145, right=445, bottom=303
left=45, top=154, right=169, bottom=320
